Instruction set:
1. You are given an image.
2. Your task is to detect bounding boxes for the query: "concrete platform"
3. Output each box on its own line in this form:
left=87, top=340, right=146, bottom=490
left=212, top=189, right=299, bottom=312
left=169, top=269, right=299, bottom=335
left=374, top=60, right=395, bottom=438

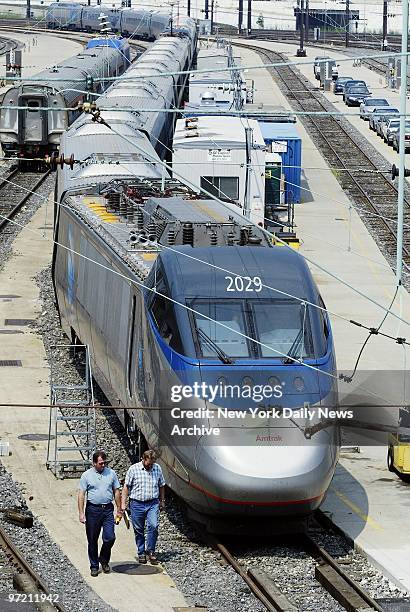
left=0, top=30, right=186, bottom=612
left=238, top=41, right=410, bottom=593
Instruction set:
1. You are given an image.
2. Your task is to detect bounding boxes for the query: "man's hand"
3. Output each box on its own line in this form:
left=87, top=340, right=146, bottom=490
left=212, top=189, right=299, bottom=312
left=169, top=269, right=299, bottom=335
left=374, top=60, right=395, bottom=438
left=159, top=500, right=165, bottom=511
left=79, top=512, right=86, bottom=524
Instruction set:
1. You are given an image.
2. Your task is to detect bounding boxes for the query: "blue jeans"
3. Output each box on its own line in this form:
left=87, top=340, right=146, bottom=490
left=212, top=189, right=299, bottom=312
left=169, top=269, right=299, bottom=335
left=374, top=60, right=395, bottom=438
left=130, top=499, right=159, bottom=555
left=85, top=503, right=115, bottom=569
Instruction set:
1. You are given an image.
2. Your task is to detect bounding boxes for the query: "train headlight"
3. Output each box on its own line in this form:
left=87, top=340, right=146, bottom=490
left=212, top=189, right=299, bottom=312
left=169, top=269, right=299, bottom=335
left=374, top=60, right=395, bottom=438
left=242, top=376, right=254, bottom=388
left=217, top=377, right=228, bottom=389
left=293, top=377, right=305, bottom=392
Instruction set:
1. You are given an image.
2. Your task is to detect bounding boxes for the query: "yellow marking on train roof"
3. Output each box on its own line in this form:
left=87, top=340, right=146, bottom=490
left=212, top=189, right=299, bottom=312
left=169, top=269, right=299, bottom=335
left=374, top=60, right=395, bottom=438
left=332, top=488, right=383, bottom=531
left=194, top=201, right=226, bottom=222
left=141, top=253, right=157, bottom=261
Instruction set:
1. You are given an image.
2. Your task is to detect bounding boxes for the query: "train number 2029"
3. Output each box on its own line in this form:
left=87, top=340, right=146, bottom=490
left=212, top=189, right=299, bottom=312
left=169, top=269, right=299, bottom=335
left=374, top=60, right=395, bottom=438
left=225, top=275, right=262, bottom=292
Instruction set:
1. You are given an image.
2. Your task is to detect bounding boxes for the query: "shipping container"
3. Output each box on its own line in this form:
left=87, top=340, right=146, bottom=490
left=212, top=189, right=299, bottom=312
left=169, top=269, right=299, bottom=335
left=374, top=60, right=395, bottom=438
left=258, top=122, right=302, bottom=204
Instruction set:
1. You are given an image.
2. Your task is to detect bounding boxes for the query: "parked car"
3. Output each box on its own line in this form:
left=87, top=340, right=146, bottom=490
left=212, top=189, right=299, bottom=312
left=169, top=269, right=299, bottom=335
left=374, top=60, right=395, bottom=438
left=313, top=55, right=330, bottom=79
left=391, top=122, right=410, bottom=152
left=381, top=118, right=400, bottom=145
left=334, top=76, right=354, bottom=94
left=359, top=97, right=390, bottom=120
left=375, top=108, right=400, bottom=136
left=342, top=80, right=367, bottom=101
left=368, top=107, right=399, bottom=131
left=345, top=86, right=371, bottom=106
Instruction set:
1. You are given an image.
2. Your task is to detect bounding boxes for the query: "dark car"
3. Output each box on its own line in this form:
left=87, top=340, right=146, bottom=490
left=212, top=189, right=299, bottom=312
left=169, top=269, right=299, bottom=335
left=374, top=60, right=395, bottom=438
left=345, top=86, right=371, bottom=106
left=369, top=107, right=399, bottom=131
left=334, top=76, right=354, bottom=94
left=342, top=80, right=367, bottom=101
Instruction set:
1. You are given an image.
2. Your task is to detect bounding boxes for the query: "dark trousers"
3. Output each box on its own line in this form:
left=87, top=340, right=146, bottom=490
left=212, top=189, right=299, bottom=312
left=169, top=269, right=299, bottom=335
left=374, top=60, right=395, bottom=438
left=85, top=503, right=115, bottom=569
left=130, top=499, right=159, bottom=555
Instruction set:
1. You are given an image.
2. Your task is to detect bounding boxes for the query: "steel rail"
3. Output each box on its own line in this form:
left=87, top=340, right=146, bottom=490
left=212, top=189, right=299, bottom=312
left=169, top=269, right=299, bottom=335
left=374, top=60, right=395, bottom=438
left=0, top=523, right=68, bottom=612
left=0, top=169, right=51, bottom=232
left=234, top=41, right=410, bottom=267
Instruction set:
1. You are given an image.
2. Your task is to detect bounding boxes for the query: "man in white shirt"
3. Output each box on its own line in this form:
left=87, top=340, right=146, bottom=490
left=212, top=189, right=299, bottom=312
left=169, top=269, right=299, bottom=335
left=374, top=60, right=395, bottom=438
left=121, top=449, right=165, bottom=565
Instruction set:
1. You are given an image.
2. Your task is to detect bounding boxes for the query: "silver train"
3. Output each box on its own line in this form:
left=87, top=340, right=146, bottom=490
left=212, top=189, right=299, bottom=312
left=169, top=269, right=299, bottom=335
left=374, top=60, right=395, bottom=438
left=0, top=38, right=130, bottom=165
left=46, top=2, right=197, bottom=42
left=53, top=28, right=339, bottom=531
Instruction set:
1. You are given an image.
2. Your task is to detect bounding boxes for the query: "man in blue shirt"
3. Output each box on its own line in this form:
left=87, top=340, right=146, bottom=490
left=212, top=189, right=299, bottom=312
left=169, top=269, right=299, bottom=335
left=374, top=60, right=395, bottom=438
left=78, top=450, right=121, bottom=576
left=121, top=449, right=165, bottom=565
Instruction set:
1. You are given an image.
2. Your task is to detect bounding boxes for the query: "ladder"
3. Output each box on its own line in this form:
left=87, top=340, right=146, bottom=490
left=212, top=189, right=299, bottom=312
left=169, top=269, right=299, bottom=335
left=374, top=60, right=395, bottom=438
left=46, top=344, right=96, bottom=479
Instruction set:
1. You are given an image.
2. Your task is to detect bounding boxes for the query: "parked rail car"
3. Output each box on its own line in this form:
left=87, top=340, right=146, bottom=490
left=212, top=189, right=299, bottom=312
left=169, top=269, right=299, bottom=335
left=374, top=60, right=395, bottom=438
left=45, top=3, right=198, bottom=45
left=0, top=39, right=130, bottom=166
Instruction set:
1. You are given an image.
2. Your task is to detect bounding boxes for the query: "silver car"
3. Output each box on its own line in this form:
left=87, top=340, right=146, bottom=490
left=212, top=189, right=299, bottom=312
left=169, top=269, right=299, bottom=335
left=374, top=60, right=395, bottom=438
left=381, top=118, right=400, bottom=145
left=359, top=97, right=389, bottom=120
left=391, top=122, right=410, bottom=152
left=368, top=107, right=399, bottom=132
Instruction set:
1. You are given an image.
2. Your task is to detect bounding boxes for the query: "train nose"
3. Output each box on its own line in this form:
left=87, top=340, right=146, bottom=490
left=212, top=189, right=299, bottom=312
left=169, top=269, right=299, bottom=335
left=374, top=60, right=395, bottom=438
left=192, top=429, right=337, bottom=515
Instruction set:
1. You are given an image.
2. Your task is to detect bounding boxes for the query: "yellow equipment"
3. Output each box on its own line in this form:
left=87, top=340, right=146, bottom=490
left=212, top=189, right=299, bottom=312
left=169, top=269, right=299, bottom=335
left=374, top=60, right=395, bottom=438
left=387, top=432, right=410, bottom=482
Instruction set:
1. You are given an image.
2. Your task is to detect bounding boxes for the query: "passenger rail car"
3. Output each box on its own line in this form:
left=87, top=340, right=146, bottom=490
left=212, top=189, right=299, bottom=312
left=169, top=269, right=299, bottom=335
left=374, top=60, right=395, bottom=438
left=53, top=175, right=339, bottom=527
left=0, top=38, right=130, bottom=165
left=46, top=3, right=197, bottom=43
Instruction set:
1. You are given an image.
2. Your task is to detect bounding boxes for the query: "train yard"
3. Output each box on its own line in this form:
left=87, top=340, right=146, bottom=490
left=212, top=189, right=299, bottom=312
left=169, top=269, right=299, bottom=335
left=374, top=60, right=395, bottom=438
left=1, top=4, right=410, bottom=612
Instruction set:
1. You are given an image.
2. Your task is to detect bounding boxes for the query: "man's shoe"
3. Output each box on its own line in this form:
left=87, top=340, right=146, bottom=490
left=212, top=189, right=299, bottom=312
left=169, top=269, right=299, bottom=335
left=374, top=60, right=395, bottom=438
left=101, top=562, right=111, bottom=574
left=138, top=554, right=147, bottom=564
left=90, top=568, right=99, bottom=577
left=147, top=551, right=159, bottom=565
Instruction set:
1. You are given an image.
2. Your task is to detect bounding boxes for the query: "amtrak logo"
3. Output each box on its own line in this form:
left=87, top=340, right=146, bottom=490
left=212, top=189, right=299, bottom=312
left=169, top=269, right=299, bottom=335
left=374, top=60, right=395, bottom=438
left=67, top=225, right=75, bottom=305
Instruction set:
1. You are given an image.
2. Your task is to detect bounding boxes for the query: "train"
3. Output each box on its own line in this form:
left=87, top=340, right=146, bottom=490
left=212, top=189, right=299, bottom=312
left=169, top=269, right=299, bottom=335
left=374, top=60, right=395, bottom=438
left=52, top=22, right=339, bottom=531
left=46, top=3, right=197, bottom=42
left=0, top=37, right=130, bottom=166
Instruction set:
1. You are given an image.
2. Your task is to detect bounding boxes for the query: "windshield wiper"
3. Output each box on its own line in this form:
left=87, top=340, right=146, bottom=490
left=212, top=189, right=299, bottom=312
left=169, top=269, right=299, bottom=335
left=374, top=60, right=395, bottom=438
left=283, top=328, right=303, bottom=365
left=197, top=327, right=234, bottom=364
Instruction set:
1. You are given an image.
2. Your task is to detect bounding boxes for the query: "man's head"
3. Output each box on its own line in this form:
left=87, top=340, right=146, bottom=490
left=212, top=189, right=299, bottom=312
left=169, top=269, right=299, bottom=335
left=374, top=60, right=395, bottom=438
left=141, top=449, right=156, bottom=471
left=93, top=450, right=107, bottom=473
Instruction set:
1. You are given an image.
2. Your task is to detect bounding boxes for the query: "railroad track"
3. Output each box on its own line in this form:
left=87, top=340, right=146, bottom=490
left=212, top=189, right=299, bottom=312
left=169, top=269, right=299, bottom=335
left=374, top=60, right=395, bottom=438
left=235, top=41, right=410, bottom=268
left=211, top=532, right=395, bottom=612
left=0, top=523, right=68, bottom=612
left=0, top=168, right=51, bottom=233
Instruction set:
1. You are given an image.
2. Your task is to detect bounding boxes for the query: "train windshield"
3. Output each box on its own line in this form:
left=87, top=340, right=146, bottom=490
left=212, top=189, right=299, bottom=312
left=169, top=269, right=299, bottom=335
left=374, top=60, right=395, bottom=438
left=190, top=299, right=314, bottom=361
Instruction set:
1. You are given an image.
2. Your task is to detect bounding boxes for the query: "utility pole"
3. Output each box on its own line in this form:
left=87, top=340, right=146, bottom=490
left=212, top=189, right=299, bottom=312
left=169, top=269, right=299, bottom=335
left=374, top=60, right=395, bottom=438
left=187, top=0, right=190, bottom=17
left=210, top=0, right=214, bottom=34
left=396, top=0, right=409, bottom=286
left=297, top=0, right=306, bottom=56
left=170, top=1, right=174, bottom=35
left=305, top=0, right=309, bottom=42
left=382, top=0, right=388, bottom=50
left=205, top=0, right=209, bottom=20
left=247, top=0, right=252, bottom=36
left=26, top=0, right=31, bottom=19
left=238, top=0, right=243, bottom=33
left=345, top=0, right=349, bottom=47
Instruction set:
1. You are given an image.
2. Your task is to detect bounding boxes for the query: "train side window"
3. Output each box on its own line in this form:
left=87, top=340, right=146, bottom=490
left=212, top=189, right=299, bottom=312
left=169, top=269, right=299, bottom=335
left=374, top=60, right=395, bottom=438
left=318, top=296, right=329, bottom=338
left=151, top=293, right=183, bottom=353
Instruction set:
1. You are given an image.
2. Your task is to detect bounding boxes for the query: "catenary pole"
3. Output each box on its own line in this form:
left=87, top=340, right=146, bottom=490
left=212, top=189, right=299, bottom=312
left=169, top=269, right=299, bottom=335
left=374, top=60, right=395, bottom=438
left=247, top=0, right=252, bottom=36
left=382, top=0, right=388, bottom=51
left=396, top=0, right=409, bottom=285
left=26, top=0, right=31, bottom=19
left=345, top=0, right=349, bottom=47
left=238, top=0, right=243, bottom=33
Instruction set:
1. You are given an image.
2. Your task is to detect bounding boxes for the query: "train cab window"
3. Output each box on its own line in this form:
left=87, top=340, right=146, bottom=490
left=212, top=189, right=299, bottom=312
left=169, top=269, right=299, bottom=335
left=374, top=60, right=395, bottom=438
left=252, top=301, right=314, bottom=359
left=191, top=301, right=250, bottom=358
left=200, top=176, right=239, bottom=201
left=27, top=100, right=40, bottom=112
left=150, top=291, right=183, bottom=354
